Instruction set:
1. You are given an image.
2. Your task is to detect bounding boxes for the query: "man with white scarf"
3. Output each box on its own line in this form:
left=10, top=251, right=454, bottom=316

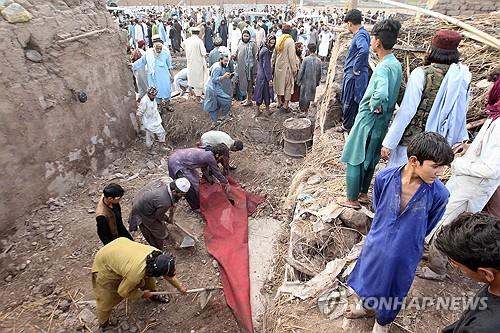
left=132, top=34, right=174, bottom=112
left=381, top=30, right=470, bottom=167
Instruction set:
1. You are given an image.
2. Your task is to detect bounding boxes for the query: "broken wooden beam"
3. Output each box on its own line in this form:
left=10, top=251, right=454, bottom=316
left=373, top=0, right=500, bottom=50
left=58, top=29, right=109, bottom=43
left=394, top=44, right=427, bottom=52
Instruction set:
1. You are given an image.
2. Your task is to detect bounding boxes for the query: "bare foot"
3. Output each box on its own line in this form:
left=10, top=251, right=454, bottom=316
left=344, top=303, right=375, bottom=319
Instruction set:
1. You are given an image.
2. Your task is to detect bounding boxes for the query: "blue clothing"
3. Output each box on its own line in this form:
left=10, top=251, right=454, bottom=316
left=341, top=27, right=370, bottom=129
left=348, top=166, right=449, bottom=325
left=203, top=63, right=232, bottom=122
left=158, top=22, right=167, bottom=43
left=132, top=50, right=173, bottom=101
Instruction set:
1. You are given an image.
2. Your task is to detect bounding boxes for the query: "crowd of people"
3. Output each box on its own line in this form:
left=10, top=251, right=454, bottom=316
left=92, top=5, right=500, bottom=333
left=124, top=5, right=364, bottom=129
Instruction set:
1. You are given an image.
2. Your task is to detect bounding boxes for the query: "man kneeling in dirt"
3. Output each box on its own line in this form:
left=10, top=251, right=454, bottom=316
left=198, top=130, right=243, bottom=175
left=92, top=237, right=187, bottom=332
left=128, top=177, right=191, bottom=250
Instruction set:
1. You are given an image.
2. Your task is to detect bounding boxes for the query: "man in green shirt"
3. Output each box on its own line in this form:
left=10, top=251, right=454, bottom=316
left=340, top=19, right=403, bottom=210
left=92, top=238, right=187, bottom=331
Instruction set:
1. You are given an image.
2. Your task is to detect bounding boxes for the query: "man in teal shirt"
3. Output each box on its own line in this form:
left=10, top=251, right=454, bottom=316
left=340, top=19, right=403, bottom=209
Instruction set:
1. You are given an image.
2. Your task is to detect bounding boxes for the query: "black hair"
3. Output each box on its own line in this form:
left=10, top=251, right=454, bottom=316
left=103, top=183, right=124, bottom=198
left=406, top=132, right=453, bottom=166
left=371, top=19, right=401, bottom=50
left=435, top=213, right=500, bottom=271
left=232, top=140, right=244, bottom=151
left=206, top=143, right=229, bottom=157
left=423, top=46, right=460, bottom=66
left=145, top=251, right=176, bottom=277
left=307, top=43, right=317, bottom=53
left=344, top=9, right=362, bottom=25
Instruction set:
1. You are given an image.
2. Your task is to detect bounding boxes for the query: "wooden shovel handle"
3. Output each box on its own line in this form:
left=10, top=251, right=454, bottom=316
left=150, top=286, right=222, bottom=296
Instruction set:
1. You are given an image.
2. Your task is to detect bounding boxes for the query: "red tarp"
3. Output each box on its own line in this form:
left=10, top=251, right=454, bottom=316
left=200, top=177, right=264, bottom=333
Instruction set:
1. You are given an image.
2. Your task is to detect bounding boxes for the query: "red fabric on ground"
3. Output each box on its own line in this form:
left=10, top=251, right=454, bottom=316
left=200, top=177, right=264, bottom=333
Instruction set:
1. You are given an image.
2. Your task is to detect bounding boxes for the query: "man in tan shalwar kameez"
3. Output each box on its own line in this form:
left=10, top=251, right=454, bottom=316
left=272, top=24, right=298, bottom=113
left=182, top=27, right=208, bottom=102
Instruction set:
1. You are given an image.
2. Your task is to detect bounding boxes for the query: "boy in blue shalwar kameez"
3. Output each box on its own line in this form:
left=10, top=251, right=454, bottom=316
left=345, top=132, right=454, bottom=333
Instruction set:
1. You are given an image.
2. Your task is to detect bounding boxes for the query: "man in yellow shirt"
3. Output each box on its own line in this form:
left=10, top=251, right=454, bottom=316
left=92, top=238, right=186, bottom=331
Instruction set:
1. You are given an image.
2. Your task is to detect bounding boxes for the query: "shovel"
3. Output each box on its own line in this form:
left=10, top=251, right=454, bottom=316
left=150, top=286, right=222, bottom=309
left=173, top=221, right=199, bottom=248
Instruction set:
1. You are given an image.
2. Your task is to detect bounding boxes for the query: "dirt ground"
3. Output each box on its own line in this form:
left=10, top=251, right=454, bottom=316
left=0, top=48, right=483, bottom=333
left=0, top=80, right=305, bottom=333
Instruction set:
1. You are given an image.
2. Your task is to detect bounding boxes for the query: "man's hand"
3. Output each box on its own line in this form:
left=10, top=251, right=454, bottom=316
left=222, top=72, right=232, bottom=79
left=142, top=290, right=152, bottom=299
left=452, top=143, right=470, bottom=157
left=223, top=183, right=231, bottom=192
left=381, top=147, right=391, bottom=161
left=177, top=286, right=188, bottom=295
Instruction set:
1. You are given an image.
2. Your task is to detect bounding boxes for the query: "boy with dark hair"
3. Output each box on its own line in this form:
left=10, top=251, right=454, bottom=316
left=340, top=19, right=402, bottom=209
left=335, top=9, right=370, bottom=133
left=345, top=132, right=454, bottom=333
left=96, top=183, right=133, bottom=245
left=436, top=212, right=500, bottom=332
left=297, top=43, right=322, bottom=113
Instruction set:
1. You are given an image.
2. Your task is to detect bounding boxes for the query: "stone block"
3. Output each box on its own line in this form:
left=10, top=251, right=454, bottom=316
left=1, top=3, right=32, bottom=23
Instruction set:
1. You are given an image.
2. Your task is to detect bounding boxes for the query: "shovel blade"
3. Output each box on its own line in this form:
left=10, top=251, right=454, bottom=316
left=180, top=236, right=195, bottom=248
left=199, top=290, right=214, bottom=309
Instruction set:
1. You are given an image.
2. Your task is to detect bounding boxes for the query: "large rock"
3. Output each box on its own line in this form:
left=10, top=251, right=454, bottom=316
left=1, top=3, right=32, bottom=23
left=339, top=208, right=369, bottom=233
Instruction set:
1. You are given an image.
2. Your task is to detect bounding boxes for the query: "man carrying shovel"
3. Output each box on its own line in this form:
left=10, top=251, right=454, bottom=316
left=92, top=237, right=187, bottom=332
left=128, top=177, right=191, bottom=250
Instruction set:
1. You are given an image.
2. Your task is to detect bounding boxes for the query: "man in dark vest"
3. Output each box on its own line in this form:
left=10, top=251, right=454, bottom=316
left=95, top=183, right=133, bottom=245
left=381, top=29, right=470, bottom=168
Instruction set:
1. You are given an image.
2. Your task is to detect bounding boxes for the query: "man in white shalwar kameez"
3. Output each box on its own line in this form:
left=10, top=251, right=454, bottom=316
left=136, top=87, right=167, bottom=151
left=181, top=27, right=208, bottom=101
left=229, top=25, right=242, bottom=56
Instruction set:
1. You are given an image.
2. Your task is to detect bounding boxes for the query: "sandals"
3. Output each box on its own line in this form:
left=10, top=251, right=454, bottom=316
left=150, top=294, right=170, bottom=303
left=338, top=200, right=361, bottom=210
left=242, top=100, right=253, bottom=107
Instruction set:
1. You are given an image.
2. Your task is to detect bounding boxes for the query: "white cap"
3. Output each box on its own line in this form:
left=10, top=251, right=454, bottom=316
left=218, top=46, right=230, bottom=57
left=174, top=178, right=191, bottom=193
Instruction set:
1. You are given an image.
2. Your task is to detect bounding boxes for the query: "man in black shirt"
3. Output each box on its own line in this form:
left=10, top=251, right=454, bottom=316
left=95, top=183, right=133, bottom=245
left=435, top=212, right=500, bottom=332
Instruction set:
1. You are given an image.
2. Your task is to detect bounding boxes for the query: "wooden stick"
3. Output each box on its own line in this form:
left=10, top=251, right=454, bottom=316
left=373, top=0, right=500, bottom=49
left=47, top=299, right=60, bottom=333
left=173, top=222, right=200, bottom=242
left=149, top=286, right=222, bottom=296
left=58, top=29, right=109, bottom=43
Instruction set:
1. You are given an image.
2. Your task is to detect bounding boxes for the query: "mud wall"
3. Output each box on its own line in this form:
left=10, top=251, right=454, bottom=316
left=431, top=0, right=500, bottom=16
left=0, top=0, right=136, bottom=234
